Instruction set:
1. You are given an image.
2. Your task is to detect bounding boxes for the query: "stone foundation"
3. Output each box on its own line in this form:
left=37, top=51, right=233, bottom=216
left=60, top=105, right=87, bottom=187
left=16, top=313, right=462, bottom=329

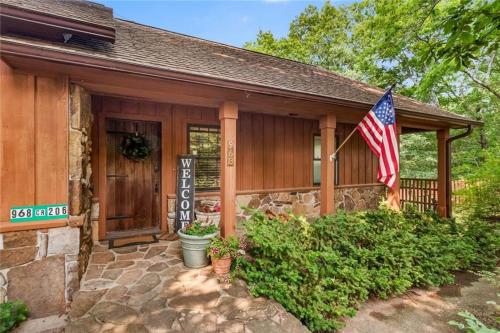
left=335, top=185, right=386, bottom=211
left=0, top=228, right=79, bottom=318
left=167, top=184, right=386, bottom=233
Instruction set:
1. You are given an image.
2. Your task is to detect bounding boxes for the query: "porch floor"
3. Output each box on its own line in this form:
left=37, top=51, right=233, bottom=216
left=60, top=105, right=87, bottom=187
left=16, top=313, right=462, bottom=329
left=65, top=240, right=310, bottom=333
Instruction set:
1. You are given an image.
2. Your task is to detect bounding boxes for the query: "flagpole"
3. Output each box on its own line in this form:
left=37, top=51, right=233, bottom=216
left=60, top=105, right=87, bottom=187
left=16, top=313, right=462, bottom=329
left=329, top=83, right=396, bottom=161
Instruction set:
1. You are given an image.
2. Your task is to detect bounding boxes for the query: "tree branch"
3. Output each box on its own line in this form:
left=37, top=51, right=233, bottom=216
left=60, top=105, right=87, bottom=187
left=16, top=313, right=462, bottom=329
left=462, top=69, right=500, bottom=99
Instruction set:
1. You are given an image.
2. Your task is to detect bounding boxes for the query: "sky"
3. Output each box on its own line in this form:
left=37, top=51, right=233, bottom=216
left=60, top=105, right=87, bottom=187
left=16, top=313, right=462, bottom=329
left=94, top=0, right=354, bottom=47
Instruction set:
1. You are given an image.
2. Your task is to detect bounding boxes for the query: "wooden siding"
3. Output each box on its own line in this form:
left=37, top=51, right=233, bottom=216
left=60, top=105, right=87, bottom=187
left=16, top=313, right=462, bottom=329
left=92, top=96, right=378, bottom=198
left=0, top=60, right=68, bottom=222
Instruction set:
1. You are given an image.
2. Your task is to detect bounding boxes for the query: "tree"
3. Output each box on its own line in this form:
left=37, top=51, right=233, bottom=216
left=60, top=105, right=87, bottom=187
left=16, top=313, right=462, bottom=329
left=245, top=0, right=499, bottom=179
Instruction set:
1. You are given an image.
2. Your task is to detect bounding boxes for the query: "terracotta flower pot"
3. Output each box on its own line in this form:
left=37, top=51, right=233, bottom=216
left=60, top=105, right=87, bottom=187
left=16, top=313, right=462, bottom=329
left=211, top=255, right=232, bottom=274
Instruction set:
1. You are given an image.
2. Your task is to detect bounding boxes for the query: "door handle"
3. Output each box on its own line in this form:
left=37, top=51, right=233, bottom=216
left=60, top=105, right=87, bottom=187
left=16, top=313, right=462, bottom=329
left=154, top=183, right=159, bottom=193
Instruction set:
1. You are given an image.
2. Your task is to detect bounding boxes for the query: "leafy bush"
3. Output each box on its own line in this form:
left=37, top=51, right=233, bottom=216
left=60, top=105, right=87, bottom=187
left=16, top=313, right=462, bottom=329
left=240, top=208, right=499, bottom=332
left=0, top=301, right=29, bottom=333
left=181, top=222, right=218, bottom=236
left=457, top=152, right=500, bottom=221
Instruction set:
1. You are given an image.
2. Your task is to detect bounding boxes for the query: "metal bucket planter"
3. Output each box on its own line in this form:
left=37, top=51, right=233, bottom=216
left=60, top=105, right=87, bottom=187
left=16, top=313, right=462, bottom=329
left=177, top=230, right=218, bottom=268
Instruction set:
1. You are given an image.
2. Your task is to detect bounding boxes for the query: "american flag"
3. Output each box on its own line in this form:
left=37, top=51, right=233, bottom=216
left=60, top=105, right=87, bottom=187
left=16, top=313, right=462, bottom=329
left=357, top=89, right=399, bottom=188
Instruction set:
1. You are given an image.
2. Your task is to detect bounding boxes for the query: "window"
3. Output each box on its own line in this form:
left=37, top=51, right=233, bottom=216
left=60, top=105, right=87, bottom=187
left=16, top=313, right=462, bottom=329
left=313, top=134, right=340, bottom=185
left=188, top=125, right=221, bottom=191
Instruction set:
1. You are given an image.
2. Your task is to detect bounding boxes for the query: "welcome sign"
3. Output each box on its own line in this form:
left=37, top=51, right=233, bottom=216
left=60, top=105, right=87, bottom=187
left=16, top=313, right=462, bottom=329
left=175, top=155, right=195, bottom=232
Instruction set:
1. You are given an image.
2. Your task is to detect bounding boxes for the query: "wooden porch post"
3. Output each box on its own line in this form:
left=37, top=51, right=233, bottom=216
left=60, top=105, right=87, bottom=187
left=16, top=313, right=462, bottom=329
left=219, top=101, right=238, bottom=237
left=320, top=114, right=336, bottom=215
left=437, top=128, right=449, bottom=217
left=386, top=124, right=402, bottom=210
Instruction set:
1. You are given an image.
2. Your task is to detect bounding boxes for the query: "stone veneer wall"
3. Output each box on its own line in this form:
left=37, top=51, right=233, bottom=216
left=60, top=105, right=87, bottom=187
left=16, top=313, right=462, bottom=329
left=0, top=228, right=80, bottom=317
left=335, top=185, right=386, bottom=211
left=69, top=84, right=94, bottom=279
left=167, top=184, right=386, bottom=233
left=0, top=84, right=94, bottom=318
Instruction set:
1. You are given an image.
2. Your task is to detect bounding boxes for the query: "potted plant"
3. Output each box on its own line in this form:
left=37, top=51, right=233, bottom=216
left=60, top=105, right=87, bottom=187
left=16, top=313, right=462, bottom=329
left=178, top=222, right=218, bottom=268
left=207, top=236, right=240, bottom=275
left=195, top=200, right=221, bottom=226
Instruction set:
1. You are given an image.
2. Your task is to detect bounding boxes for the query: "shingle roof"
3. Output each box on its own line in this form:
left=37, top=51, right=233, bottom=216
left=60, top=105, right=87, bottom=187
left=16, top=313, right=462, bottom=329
left=0, top=0, right=478, bottom=125
left=0, top=0, right=114, bottom=29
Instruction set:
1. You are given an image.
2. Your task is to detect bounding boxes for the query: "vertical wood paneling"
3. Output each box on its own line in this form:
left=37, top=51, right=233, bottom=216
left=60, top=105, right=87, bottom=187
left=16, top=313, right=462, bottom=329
left=293, top=119, right=303, bottom=186
left=1, top=62, right=69, bottom=222
left=274, top=116, right=285, bottom=188
left=263, top=115, right=275, bottom=189
left=0, top=63, right=35, bottom=221
left=283, top=118, right=294, bottom=188
left=240, top=112, right=253, bottom=190
left=35, top=76, right=68, bottom=205
left=252, top=114, right=264, bottom=189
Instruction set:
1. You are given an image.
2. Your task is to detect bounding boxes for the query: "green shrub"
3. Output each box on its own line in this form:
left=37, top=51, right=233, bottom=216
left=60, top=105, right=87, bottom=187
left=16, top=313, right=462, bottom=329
left=240, top=208, right=499, bottom=332
left=456, top=152, right=500, bottom=221
left=0, top=301, right=29, bottom=333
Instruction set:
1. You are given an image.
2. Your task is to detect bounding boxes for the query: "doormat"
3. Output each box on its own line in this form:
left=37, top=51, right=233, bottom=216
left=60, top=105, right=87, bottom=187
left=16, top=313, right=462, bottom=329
left=109, top=234, right=158, bottom=249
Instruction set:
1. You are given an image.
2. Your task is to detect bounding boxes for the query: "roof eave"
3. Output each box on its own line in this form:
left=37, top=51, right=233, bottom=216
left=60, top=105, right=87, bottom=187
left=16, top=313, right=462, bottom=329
left=0, top=38, right=482, bottom=128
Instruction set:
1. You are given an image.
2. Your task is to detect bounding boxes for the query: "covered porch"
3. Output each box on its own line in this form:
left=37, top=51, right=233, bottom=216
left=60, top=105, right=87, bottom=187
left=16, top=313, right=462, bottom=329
left=1, top=53, right=471, bottom=244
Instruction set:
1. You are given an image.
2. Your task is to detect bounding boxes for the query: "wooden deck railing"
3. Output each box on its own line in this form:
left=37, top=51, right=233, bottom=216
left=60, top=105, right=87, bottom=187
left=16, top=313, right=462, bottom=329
left=400, top=178, right=438, bottom=212
left=400, top=178, right=468, bottom=212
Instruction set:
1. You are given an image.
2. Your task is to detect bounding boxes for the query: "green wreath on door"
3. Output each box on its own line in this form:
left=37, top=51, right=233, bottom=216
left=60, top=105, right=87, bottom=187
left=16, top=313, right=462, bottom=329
left=119, top=133, right=152, bottom=161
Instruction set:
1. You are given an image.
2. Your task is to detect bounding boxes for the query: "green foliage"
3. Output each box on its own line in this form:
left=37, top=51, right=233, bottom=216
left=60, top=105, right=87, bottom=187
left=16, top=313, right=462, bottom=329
left=449, top=311, right=500, bottom=333
left=240, top=209, right=498, bottom=332
left=182, top=222, right=218, bottom=236
left=245, top=0, right=499, bottom=180
left=207, top=235, right=239, bottom=259
left=457, top=152, right=500, bottom=221
left=0, top=301, right=29, bottom=333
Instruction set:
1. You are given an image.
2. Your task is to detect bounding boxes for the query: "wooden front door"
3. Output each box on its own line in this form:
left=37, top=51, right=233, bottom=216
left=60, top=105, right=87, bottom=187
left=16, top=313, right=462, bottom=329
left=105, top=118, right=161, bottom=236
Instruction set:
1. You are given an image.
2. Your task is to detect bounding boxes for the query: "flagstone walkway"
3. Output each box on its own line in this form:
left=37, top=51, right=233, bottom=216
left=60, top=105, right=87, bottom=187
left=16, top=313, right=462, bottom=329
left=65, top=240, right=310, bottom=333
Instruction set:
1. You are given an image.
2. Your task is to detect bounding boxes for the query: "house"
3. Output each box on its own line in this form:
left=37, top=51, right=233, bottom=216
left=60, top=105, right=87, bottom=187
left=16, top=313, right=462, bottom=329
left=0, top=0, right=480, bottom=320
